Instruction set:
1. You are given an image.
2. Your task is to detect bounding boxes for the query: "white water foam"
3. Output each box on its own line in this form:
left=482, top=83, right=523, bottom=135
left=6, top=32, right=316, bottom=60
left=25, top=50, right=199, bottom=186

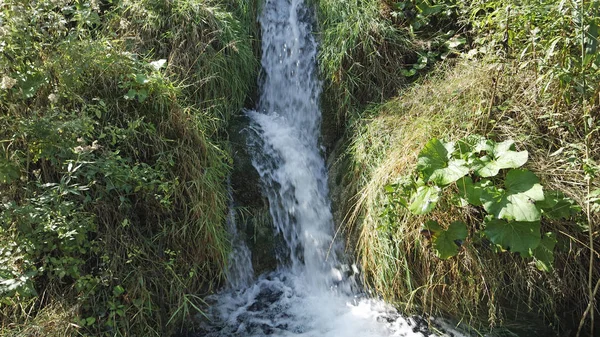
left=201, top=1, right=469, bottom=336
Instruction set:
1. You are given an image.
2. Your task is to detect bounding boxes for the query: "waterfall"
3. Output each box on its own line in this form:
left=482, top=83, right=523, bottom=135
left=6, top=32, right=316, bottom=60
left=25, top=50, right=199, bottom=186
left=200, top=1, right=466, bottom=336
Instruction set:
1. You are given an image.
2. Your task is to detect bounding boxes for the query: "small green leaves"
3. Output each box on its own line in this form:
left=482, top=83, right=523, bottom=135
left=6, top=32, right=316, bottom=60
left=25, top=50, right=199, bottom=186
left=484, top=219, right=541, bottom=256
left=425, top=221, right=468, bottom=259
left=417, top=138, right=469, bottom=185
left=84, top=316, right=96, bottom=326
left=532, top=232, right=557, bottom=272
left=475, top=140, right=528, bottom=177
left=409, top=185, right=441, bottom=214
left=113, top=285, right=125, bottom=297
left=0, top=158, right=20, bottom=184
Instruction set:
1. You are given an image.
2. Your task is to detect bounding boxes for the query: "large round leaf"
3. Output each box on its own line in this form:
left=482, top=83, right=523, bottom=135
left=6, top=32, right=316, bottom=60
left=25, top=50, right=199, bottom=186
left=484, top=219, right=541, bottom=256
left=409, top=185, right=441, bottom=215
left=431, top=221, right=468, bottom=259
left=480, top=169, right=544, bottom=222
left=456, top=176, right=484, bottom=206
left=475, top=140, right=528, bottom=177
left=417, top=138, right=469, bottom=186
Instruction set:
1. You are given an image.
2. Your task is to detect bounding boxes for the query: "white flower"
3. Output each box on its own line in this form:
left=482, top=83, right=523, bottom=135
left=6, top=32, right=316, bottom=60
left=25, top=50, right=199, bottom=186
left=91, top=140, right=100, bottom=150
left=48, top=93, right=58, bottom=103
left=119, top=19, right=130, bottom=30
left=90, top=0, right=99, bottom=11
left=1, top=75, right=16, bottom=90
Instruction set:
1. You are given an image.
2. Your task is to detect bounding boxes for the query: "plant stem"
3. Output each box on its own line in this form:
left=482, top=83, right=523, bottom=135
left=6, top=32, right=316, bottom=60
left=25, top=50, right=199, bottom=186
left=576, top=1, right=596, bottom=336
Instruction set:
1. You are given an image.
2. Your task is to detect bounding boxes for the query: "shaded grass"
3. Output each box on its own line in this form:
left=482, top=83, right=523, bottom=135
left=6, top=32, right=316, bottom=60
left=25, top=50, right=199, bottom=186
left=335, top=59, right=600, bottom=334
left=317, top=0, right=413, bottom=128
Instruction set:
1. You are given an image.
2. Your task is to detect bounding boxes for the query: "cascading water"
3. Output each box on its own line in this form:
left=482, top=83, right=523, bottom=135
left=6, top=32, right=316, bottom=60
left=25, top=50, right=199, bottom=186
left=200, top=1, right=466, bottom=336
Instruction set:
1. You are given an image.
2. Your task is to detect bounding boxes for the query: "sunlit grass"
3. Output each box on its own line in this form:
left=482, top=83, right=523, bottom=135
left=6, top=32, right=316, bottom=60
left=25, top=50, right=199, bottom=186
left=337, top=59, right=599, bottom=333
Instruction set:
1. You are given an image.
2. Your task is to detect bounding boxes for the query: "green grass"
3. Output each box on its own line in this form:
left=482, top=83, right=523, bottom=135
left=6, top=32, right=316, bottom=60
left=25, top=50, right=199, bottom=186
left=334, top=58, right=599, bottom=334
left=317, top=0, right=413, bottom=126
left=0, top=0, right=259, bottom=335
left=322, top=1, right=599, bottom=334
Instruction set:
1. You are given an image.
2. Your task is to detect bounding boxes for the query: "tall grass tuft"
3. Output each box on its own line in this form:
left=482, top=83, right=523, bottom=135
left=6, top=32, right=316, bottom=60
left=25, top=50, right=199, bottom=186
left=317, top=0, right=413, bottom=127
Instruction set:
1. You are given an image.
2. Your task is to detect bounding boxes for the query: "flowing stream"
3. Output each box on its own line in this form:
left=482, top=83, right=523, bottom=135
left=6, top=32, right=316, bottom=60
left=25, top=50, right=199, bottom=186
left=200, top=1, right=466, bottom=336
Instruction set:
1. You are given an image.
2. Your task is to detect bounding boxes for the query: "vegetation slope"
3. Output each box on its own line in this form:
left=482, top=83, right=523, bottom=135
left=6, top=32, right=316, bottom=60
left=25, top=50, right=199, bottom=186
left=319, top=0, right=599, bottom=335
left=0, top=0, right=258, bottom=335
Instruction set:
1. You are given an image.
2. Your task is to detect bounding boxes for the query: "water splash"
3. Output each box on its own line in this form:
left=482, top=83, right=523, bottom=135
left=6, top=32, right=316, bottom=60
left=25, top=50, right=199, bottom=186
left=201, top=1, right=468, bottom=336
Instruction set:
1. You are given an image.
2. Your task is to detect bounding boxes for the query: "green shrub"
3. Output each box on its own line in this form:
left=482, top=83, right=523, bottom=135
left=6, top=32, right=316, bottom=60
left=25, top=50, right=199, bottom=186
left=0, top=0, right=259, bottom=335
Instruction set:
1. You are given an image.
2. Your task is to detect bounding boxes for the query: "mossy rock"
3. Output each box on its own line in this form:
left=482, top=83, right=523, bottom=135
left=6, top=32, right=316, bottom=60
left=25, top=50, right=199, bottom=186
left=229, top=115, right=278, bottom=274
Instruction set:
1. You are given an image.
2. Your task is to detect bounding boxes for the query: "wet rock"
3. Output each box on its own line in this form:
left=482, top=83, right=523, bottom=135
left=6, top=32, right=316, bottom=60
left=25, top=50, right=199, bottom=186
left=228, top=115, right=278, bottom=274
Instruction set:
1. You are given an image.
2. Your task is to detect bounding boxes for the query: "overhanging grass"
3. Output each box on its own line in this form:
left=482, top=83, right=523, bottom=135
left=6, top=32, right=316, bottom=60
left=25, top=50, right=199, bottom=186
left=317, top=0, right=413, bottom=126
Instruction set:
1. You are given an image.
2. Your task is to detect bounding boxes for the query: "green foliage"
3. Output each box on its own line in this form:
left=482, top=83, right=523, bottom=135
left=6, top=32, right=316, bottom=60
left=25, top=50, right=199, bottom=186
left=532, top=232, right=557, bottom=272
left=424, top=220, right=468, bottom=259
left=462, top=0, right=600, bottom=104
left=480, top=169, right=544, bottom=222
left=483, top=219, right=540, bottom=256
left=417, top=138, right=469, bottom=185
left=317, top=0, right=412, bottom=122
left=473, top=140, right=529, bottom=178
left=391, top=0, right=466, bottom=77
left=409, top=185, right=441, bottom=214
left=0, top=0, right=259, bottom=335
left=386, top=136, right=581, bottom=264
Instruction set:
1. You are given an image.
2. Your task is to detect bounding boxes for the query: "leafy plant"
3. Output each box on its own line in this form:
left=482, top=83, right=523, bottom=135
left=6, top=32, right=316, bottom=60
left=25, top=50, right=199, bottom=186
left=385, top=136, right=581, bottom=269
left=391, top=0, right=466, bottom=77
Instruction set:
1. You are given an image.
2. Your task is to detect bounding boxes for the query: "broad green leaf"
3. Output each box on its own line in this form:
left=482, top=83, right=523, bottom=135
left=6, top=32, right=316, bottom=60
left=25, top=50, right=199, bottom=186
left=475, top=140, right=528, bottom=177
left=538, top=190, right=582, bottom=219
left=417, top=138, right=469, bottom=186
left=484, top=219, right=541, bottom=256
left=432, top=221, right=468, bottom=259
left=136, top=89, right=148, bottom=103
left=455, top=135, right=487, bottom=159
left=475, top=157, right=501, bottom=177
left=135, top=74, right=149, bottom=85
left=417, top=138, right=449, bottom=173
left=504, top=169, right=544, bottom=200
left=480, top=169, right=544, bottom=222
left=113, top=285, right=125, bottom=297
left=446, top=36, right=467, bottom=49
left=424, top=220, right=442, bottom=233
left=416, top=1, right=444, bottom=16
left=124, top=89, right=137, bottom=100
left=401, top=68, right=417, bottom=77
left=532, top=232, right=557, bottom=272
left=456, top=176, right=484, bottom=206
left=428, top=159, right=469, bottom=186
left=409, top=185, right=441, bottom=215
